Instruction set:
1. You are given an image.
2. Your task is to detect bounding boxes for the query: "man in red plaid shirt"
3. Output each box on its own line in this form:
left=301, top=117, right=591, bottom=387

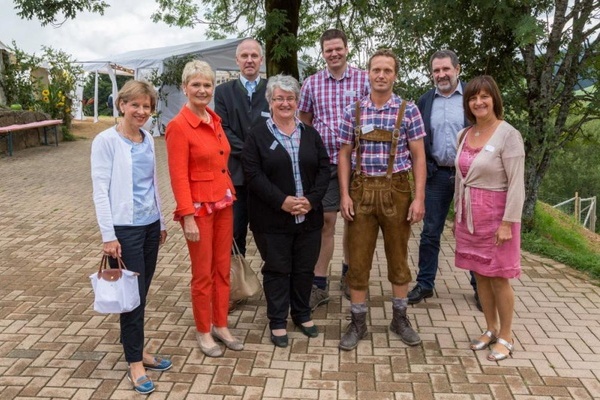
left=299, top=29, right=369, bottom=310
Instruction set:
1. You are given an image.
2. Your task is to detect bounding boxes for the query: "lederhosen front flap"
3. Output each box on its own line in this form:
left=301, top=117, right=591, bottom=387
left=353, top=100, right=407, bottom=178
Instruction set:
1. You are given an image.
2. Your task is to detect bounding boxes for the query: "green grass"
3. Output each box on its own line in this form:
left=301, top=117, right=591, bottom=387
left=522, top=202, right=600, bottom=279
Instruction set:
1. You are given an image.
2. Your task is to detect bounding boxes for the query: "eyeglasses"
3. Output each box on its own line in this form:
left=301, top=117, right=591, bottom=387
left=272, top=97, right=297, bottom=104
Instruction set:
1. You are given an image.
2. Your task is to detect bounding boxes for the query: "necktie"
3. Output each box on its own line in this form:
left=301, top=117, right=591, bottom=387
left=245, top=81, right=256, bottom=98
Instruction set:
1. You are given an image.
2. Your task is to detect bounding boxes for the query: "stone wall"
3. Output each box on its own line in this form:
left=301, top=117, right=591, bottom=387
left=0, top=110, right=61, bottom=155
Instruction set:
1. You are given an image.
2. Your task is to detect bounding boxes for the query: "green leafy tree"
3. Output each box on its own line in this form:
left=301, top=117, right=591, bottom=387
left=0, top=42, right=84, bottom=138
left=151, top=0, right=600, bottom=229
left=12, top=0, right=109, bottom=26
left=0, top=41, right=41, bottom=109
left=385, top=0, right=600, bottom=228
left=151, top=0, right=376, bottom=78
left=11, top=0, right=600, bottom=229
left=37, top=46, right=85, bottom=132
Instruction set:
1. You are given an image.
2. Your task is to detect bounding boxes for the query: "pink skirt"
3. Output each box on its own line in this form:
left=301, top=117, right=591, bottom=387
left=454, top=188, right=521, bottom=279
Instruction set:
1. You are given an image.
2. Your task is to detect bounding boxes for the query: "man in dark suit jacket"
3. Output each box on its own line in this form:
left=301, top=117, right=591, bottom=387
left=407, top=50, right=480, bottom=310
left=214, top=38, right=270, bottom=257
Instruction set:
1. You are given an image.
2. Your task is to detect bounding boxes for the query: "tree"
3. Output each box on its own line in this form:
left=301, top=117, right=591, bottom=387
left=151, top=0, right=379, bottom=78
left=12, top=0, right=109, bottom=26
left=151, top=0, right=600, bottom=228
left=383, top=0, right=600, bottom=228
left=12, top=0, right=600, bottom=229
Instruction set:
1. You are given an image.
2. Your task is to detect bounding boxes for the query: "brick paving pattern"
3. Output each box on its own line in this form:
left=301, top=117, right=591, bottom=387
left=1, top=137, right=599, bottom=399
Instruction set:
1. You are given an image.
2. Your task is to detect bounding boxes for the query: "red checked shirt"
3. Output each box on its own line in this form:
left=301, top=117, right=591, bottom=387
left=338, top=94, right=426, bottom=176
left=298, top=65, right=369, bottom=165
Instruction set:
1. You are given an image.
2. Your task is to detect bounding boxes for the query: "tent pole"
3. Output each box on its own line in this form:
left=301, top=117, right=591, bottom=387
left=93, top=71, right=99, bottom=123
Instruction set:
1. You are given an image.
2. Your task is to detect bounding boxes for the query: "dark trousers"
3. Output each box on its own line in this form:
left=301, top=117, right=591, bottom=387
left=233, top=185, right=249, bottom=256
left=110, top=220, right=160, bottom=363
left=254, top=228, right=321, bottom=330
left=417, top=167, right=476, bottom=291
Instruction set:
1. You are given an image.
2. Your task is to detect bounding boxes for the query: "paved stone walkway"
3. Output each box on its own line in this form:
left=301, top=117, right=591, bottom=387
left=1, top=137, right=599, bottom=399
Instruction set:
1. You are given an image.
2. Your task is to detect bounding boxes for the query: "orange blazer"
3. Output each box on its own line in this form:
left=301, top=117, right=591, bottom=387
left=165, top=105, right=235, bottom=217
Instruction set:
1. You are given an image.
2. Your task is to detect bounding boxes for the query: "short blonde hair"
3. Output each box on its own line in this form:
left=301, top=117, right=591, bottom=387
left=181, top=60, right=216, bottom=86
left=115, top=80, right=157, bottom=113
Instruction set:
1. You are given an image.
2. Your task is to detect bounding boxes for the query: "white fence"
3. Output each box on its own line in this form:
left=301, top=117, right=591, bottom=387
left=553, top=193, right=597, bottom=232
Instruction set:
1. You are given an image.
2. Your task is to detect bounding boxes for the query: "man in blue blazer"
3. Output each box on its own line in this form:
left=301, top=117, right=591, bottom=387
left=408, top=50, right=480, bottom=310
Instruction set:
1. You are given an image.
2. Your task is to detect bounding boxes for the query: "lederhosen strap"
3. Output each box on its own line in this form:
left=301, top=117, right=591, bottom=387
left=353, top=100, right=408, bottom=179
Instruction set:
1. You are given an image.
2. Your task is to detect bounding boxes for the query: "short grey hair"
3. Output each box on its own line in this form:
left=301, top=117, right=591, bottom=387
left=181, top=60, right=216, bottom=86
left=236, top=38, right=264, bottom=57
left=429, top=49, right=460, bottom=70
left=265, top=74, right=300, bottom=103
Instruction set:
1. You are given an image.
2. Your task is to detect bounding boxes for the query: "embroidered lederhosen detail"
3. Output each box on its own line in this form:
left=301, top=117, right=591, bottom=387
left=353, top=100, right=407, bottom=179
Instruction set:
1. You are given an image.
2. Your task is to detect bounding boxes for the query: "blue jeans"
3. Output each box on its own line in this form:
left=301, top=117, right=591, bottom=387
left=417, top=167, right=476, bottom=291
left=233, top=185, right=249, bottom=256
left=110, top=220, right=161, bottom=363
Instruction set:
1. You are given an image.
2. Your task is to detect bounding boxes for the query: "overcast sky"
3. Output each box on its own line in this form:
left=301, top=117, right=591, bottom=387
left=0, top=0, right=210, bottom=61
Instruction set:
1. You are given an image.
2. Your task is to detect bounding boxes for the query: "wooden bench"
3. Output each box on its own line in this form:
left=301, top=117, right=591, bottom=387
left=0, top=119, right=63, bottom=156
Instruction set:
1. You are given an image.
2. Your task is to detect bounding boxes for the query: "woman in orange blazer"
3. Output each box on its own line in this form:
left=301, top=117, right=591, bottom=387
left=165, top=60, right=244, bottom=357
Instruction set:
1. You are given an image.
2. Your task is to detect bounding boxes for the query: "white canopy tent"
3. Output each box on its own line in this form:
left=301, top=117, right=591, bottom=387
left=79, top=38, right=260, bottom=135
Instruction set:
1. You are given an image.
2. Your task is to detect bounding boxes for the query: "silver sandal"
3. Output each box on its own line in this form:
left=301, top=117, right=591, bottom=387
left=487, top=337, right=514, bottom=361
left=470, top=330, right=497, bottom=351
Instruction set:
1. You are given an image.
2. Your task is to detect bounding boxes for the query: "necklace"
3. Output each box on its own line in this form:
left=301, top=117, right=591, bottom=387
left=474, top=120, right=500, bottom=137
left=116, top=123, right=142, bottom=143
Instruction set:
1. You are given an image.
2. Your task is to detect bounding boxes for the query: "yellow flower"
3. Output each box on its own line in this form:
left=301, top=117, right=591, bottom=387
left=42, top=89, right=50, bottom=96
left=42, top=96, right=49, bottom=103
left=65, top=107, right=71, bottom=113
left=56, top=102, right=65, bottom=107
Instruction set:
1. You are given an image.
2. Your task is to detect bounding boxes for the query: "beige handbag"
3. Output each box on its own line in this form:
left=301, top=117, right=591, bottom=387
left=230, top=242, right=262, bottom=302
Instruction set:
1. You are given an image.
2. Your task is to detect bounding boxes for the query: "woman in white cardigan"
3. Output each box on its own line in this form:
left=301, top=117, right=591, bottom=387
left=453, top=75, right=525, bottom=362
left=91, top=80, right=170, bottom=394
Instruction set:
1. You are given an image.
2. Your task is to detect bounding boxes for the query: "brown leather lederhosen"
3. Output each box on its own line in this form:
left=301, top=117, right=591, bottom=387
left=353, top=99, right=407, bottom=179
left=346, top=100, right=414, bottom=290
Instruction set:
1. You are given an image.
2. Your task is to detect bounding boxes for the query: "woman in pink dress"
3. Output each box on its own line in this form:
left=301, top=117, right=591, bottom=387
left=454, top=75, right=525, bottom=362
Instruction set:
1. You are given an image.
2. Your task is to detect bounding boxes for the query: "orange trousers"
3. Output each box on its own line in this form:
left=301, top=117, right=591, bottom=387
left=183, top=206, right=233, bottom=333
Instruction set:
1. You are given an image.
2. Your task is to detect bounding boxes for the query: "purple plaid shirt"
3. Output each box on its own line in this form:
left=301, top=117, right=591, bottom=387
left=338, top=94, right=426, bottom=176
left=298, top=65, right=369, bottom=164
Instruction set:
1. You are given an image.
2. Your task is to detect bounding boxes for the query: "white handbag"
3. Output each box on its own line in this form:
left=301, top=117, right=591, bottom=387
left=90, top=255, right=140, bottom=314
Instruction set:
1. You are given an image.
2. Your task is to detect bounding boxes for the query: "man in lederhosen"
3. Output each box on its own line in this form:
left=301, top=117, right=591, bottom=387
left=337, top=49, right=426, bottom=350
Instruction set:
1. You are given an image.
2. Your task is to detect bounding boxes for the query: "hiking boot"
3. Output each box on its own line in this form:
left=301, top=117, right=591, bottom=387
left=340, top=274, right=350, bottom=300
left=309, top=285, right=330, bottom=310
left=389, top=308, right=421, bottom=346
left=339, top=311, right=368, bottom=351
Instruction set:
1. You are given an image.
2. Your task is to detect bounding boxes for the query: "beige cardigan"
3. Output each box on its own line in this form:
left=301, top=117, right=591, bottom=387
left=454, top=121, right=525, bottom=233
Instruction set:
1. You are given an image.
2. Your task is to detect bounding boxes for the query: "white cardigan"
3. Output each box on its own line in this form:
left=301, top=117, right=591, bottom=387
left=91, top=127, right=166, bottom=242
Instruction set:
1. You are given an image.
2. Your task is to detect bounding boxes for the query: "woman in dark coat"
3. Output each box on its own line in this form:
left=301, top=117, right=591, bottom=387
left=242, top=74, right=330, bottom=347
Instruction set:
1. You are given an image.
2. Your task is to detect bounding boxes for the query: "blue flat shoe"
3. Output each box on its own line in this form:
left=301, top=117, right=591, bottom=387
left=127, top=369, right=155, bottom=394
left=143, top=357, right=173, bottom=371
